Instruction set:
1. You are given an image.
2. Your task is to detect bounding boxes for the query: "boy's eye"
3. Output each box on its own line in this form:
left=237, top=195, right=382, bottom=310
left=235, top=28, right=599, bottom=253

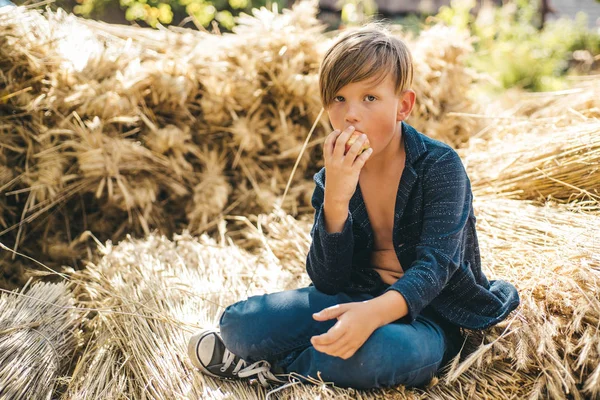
left=333, top=95, right=376, bottom=102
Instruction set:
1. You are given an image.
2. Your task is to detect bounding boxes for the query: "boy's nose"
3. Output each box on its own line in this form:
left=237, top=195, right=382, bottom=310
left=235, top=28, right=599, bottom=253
left=344, top=106, right=360, bottom=124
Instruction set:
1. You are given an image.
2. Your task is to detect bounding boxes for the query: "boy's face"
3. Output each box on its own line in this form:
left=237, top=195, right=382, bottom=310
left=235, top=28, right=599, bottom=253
left=326, top=72, right=414, bottom=157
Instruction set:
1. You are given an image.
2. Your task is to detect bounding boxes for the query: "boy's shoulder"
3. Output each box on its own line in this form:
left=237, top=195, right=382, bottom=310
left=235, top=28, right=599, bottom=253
left=313, top=122, right=459, bottom=188
left=406, top=122, right=456, bottom=160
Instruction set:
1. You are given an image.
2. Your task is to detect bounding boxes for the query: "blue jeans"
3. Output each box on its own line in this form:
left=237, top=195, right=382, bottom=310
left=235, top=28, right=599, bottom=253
left=219, top=285, right=463, bottom=389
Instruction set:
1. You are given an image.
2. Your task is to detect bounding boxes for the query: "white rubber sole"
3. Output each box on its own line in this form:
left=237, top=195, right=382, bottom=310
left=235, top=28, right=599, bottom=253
left=187, top=328, right=224, bottom=379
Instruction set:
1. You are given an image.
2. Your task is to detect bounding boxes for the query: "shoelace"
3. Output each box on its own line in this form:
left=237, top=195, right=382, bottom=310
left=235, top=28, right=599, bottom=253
left=220, top=348, right=287, bottom=387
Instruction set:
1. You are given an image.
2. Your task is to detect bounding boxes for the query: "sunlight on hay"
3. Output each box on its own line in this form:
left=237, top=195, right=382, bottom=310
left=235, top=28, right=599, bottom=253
left=502, top=75, right=600, bottom=121
left=408, top=24, right=484, bottom=147
left=0, top=280, right=83, bottom=400
left=462, top=117, right=600, bottom=207
left=63, top=227, right=310, bottom=399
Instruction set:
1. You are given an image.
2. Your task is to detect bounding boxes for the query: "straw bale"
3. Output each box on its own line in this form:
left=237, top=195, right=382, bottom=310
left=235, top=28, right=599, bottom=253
left=0, top=164, right=13, bottom=229
left=0, top=7, right=59, bottom=102
left=406, top=24, right=485, bottom=147
left=0, top=252, right=26, bottom=290
left=461, top=117, right=600, bottom=207
left=0, top=280, right=83, bottom=400
left=502, top=75, right=600, bottom=121
left=0, top=125, right=23, bottom=232
left=64, top=229, right=308, bottom=399
left=186, top=147, right=232, bottom=232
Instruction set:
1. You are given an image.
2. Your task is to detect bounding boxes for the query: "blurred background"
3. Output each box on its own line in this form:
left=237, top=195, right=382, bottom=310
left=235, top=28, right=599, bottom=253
left=5, top=0, right=600, bottom=91
left=6, top=0, right=600, bottom=31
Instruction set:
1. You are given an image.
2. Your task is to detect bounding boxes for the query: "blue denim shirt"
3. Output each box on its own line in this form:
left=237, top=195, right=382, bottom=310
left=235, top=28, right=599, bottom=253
left=306, top=121, right=520, bottom=330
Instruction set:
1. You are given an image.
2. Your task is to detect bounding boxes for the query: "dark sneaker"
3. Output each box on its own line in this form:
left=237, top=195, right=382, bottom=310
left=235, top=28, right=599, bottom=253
left=187, top=328, right=289, bottom=387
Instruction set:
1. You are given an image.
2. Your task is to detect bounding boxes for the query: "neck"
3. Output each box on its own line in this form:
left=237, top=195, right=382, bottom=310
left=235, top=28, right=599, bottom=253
left=362, top=124, right=404, bottom=174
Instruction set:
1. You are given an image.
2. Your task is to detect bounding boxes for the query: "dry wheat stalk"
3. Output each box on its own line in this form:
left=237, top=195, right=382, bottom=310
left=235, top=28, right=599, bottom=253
left=0, top=280, right=83, bottom=400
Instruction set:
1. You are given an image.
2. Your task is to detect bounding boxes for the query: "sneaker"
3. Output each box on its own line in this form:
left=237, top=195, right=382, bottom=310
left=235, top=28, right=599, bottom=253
left=188, top=328, right=289, bottom=387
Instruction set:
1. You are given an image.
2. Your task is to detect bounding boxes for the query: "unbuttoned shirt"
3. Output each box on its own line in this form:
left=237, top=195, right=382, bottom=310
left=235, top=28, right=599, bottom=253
left=306, top=121, right=520, bottom=330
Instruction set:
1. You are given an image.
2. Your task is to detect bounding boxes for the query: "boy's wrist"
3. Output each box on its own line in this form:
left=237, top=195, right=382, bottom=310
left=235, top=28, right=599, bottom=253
left=367, top=290, right=409, bottom=328
left=324, top=193, right=349, bottom=211
left=323, top=196, right=349, bottom=234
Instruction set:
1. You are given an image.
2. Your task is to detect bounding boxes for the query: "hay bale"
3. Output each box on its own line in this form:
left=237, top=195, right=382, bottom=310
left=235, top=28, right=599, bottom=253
left=444, top=196, right=600, bottom=400
left=406, top=24, right=485, bottom=148
left=0, top=280, right=83, bottom=400
left=461, top=117, right=600, bottom=206
left=502, top=75, right=600, bottom=121
left=64, top=228, right=310, bottom=399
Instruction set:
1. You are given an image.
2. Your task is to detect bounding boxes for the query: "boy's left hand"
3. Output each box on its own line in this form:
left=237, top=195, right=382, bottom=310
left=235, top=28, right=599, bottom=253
left=311, top=301, right=380, bottom=360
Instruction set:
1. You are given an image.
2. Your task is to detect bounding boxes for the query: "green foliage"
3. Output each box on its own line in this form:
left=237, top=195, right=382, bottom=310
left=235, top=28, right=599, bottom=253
left=432, top=0, right=600, bottom=92
left=72, top=0, right=285, bottom=29
left=70, top=0, right=377, bottom=30
left=337, top=0, right=377, bottom=26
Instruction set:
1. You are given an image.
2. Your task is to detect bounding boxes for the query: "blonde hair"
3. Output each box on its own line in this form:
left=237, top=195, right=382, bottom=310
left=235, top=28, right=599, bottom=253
left=318, top=22, right=414, bottom=107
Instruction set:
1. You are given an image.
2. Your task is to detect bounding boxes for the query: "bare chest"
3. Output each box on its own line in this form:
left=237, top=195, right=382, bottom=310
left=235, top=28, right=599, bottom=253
left=359, top=169, right=403, bottom=249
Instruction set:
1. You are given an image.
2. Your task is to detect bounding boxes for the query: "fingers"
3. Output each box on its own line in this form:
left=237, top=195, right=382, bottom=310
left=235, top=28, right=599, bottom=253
left=345, top=133, right=369, bottom=157
left=352, top=144, right=373, bottom=169
left=313, top=333, right=351, bottom=358
left=324, top=126, right=372, bottom=168
left=333, top=126, right=357, bottom=159
left=323, top=129, right=341, bottom=161
left=312, top=319, right=345, bottom=345
left=340, top=348, right=356, bottom=360
left=313, top=334, right=358, bottom=360
left=313, top=304, right=344, bottom=321
left=311, top=324, right=351, bottom=358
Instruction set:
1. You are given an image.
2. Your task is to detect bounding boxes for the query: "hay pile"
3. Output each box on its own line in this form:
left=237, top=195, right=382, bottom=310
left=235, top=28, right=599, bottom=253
left=62, top=227, right=310, bottom=399
left=0, top=2, right=482, bottom=289
left=461, top=117, right=600, bottom=207
left=498, top=75, right=600, bottom=121
left=0, top=279, right=83, bottom=400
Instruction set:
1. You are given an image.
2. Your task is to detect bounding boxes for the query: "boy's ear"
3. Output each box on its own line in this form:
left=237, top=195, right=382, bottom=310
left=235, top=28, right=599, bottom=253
left=396, top=89, right=416, bottom=121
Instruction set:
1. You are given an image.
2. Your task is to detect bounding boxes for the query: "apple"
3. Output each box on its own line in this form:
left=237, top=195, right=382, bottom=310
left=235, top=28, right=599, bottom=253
left=344, top=132, right=371, bottom=155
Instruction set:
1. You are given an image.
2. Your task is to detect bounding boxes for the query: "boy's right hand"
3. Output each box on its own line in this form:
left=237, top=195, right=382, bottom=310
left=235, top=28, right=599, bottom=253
left=323, top=126, right=373, bottom=204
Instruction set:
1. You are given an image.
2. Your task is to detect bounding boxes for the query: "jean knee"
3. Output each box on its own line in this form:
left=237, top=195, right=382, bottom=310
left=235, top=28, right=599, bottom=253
left=352, top=324, right=444, bottom=388
left=218, top=302, right=250, bottom=355
left=218, top=297, right=280, bottom=362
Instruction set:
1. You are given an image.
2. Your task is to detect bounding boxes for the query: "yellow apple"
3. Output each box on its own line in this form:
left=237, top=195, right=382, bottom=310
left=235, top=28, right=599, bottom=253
left=344, top=132, right=371, bottom=155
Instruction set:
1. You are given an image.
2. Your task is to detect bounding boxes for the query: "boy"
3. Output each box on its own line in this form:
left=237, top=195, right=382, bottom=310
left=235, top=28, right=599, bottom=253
left=187, top=22, right=520, bottom=390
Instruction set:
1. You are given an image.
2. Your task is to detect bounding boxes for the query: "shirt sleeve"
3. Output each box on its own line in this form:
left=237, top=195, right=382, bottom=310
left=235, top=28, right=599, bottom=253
left=384, top=149, right=472, bottom=323
left=305, top=171, right=355, bottom=294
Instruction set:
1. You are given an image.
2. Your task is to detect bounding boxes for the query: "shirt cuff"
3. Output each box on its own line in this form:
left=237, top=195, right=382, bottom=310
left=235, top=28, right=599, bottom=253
left=383, top=277, right=424, bottom=324
left=315, top=204, right=354, bottom=255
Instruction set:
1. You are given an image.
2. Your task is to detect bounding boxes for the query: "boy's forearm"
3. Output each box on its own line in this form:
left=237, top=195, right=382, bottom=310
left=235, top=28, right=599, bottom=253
left=367, top=290, right=409, bottom=328
left=323, top=195, right=349, bottom=234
